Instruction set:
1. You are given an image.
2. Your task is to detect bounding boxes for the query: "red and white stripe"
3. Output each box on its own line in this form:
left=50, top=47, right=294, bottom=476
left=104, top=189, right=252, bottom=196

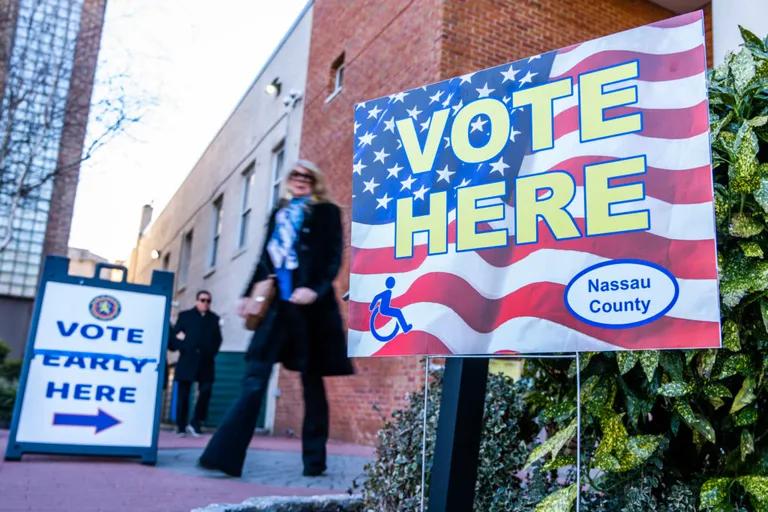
left=348, top=12, right=719, bottom=356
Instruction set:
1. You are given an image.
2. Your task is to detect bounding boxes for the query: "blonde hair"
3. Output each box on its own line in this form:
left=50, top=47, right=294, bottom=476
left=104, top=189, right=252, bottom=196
left=279, top=159, right=331, bottom=205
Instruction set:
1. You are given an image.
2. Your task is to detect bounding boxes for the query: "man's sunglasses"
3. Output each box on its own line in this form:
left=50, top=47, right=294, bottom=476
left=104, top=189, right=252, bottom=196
left=288, top=169, right=315, bottom=183
left=198, top=297, right=211, bottom=303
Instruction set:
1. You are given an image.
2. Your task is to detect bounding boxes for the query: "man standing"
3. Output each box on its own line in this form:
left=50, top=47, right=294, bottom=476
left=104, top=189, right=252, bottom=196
left=171, top=290, right=223, bottom=436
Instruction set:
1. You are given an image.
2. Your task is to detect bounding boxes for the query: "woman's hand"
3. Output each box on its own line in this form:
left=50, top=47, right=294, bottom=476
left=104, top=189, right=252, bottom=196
left=237, top=298, right=252, bottom=319
left=290, top=287, right=318, bottom=305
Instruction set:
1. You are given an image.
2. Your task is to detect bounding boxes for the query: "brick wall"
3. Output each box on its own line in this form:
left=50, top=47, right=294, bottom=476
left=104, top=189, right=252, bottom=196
left=441, top=0, right=674, bottom=78
left=282, top=0, right=714, bottom=445
left=44, top=0, right=107, bottom=258
left=276, top=0, right=443, bottom=446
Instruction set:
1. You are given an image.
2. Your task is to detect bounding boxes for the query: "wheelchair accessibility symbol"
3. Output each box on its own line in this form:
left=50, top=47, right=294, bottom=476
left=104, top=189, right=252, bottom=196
left=369, top=277, right=412, bottom=342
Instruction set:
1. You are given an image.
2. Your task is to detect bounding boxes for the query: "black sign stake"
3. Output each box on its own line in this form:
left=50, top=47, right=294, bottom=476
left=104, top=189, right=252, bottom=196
left=428, top=357, right=489, bottom=512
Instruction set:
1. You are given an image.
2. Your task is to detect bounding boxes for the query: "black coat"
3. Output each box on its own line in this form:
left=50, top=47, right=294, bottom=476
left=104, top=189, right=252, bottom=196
left=170, top=308, right=223, bottom=382
left=243, top=201, right=354, bottom=377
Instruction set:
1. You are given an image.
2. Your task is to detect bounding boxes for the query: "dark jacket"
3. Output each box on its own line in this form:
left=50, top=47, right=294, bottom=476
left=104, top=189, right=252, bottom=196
left=170, top=308, right=223, bottom=382
left=243, top=200, right=354, bottom=377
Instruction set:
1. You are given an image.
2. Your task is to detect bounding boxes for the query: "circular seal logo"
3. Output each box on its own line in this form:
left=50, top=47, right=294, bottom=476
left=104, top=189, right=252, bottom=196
left=89, top=295, right=121, bottom=321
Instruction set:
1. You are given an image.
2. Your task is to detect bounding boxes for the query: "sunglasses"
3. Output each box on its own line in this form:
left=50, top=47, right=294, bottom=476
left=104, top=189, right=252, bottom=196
left=288, top=169, right=315, bottom=183
left=198, top=298, right=211, bottom=304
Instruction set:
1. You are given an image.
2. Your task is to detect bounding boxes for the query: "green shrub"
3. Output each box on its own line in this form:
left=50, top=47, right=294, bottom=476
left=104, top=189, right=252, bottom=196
left=0, top=340, right=20, bottom=428
left=0, top=339, right=9, bottom=364
left=526, top=27, right=768, bottom=512
left=362, top=26, right=768, bottom=512
left=360, top=369, right=560, bottom=511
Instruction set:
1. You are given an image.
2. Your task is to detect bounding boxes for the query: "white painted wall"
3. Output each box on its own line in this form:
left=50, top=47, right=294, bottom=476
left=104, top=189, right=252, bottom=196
left=130, top=5, right=313, bottom=432
left=713, top=0, right=768, bottom=64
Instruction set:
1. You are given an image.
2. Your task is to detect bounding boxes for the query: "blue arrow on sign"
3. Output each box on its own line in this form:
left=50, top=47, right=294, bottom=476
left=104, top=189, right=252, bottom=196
left=53, top=409, right=121, bottom=433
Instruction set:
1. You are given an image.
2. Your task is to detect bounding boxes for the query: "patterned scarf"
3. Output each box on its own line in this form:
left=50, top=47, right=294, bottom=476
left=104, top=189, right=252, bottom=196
left=267, top=197, right=309, bottom=299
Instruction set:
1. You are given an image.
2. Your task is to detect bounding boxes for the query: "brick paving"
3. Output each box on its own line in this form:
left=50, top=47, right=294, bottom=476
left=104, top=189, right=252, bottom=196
left=0, top=428, right=374, bottom=512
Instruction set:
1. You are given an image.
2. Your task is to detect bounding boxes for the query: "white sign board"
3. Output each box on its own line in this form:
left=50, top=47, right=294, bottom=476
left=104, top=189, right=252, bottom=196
left=6, top=257, right=171, bottom=463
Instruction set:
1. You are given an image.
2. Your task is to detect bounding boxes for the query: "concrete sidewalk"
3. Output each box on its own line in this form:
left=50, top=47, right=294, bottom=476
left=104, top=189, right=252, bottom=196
left=0, top=428, right=374, bottom=512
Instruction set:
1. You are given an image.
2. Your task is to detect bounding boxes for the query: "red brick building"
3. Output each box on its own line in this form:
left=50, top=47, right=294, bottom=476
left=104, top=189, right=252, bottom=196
left=272, top=0, right=715, bottom=445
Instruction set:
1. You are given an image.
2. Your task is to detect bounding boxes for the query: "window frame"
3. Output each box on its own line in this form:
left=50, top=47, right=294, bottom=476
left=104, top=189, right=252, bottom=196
left=269, top=141, right=286, bottom=209
left=208, top=194, right=224, bottom=269
left=238, top=163, right=255, bottom=250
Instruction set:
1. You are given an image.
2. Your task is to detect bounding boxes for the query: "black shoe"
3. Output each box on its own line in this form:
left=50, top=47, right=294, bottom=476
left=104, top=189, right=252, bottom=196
left=302, top=465, right=327, bottom=477
left=197, top=457, right=242, bottom=477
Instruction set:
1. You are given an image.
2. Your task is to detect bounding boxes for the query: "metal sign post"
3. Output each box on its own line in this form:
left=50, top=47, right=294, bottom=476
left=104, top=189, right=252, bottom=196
left=428, top=357, right=489, bottom=511
left=4, top=256, right=173, bottom=465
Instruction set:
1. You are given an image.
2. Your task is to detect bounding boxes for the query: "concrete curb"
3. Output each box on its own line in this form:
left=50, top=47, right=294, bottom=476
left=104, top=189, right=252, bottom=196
left=191, top=494, right=364, bottom=512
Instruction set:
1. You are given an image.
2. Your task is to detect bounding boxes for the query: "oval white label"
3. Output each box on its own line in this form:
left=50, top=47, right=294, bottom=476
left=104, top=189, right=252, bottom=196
left=564, top=259, right=679, bottom=329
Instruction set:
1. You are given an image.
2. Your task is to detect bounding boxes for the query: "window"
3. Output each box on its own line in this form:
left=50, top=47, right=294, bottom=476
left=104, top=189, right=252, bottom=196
left=270, top=142, right=285, bottom=209
left=209, top=195, right=223, bottom=268
left=178, top=230, right=193, bottom=288
left=238, top=163, right=255, bottom=249
left=327, top=52, right=344, bottom=102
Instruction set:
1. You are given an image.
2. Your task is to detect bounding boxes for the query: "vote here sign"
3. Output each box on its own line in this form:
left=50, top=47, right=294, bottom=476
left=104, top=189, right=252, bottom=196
left=6, top=257, right=171, bottom=462
left=348, top=11, right=720, bottom=356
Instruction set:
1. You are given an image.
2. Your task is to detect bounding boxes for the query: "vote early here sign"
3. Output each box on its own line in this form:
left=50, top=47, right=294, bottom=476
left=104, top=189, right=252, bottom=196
left=11, top=271, right=168, bottom=453
left=348, top=11, right=720, bottom=356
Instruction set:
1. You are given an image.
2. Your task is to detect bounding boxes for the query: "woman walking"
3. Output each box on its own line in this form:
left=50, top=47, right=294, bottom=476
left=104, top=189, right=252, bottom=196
left=199, top=159, right=354, bottom=477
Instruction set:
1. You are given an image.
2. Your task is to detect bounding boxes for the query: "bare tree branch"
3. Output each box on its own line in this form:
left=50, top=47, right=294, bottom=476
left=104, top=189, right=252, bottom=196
left=0, top=0, right=142, bottom=254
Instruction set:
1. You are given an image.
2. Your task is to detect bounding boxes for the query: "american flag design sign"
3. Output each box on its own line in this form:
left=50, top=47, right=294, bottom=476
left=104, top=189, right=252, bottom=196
left=348, top=11, right=720, bottom=357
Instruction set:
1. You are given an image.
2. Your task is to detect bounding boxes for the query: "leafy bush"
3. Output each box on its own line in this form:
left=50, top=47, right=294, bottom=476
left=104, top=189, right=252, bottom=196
left=362, top=27, right=768, bottom=512
left=360, top=370, right=560, bottom=511
left=0, top=340, right=20, bottom=428
left=526, top=27, right=768, bottom=512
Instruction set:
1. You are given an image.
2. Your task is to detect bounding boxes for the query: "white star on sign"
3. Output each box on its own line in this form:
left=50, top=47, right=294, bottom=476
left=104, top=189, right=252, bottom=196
left=367, top=105, right=382, bottom=119
left=406, top=105, right=422, bottom=119
left=470, top=116, right=487, bottom=133
left=436, top=165, right=454, bottom=183
left=459, top=72, right=474, bottom=84
left=413, top=184, right=429, bottom=201
left=489, top=156, right=510, bottom=176
left=355, top=102, right=366, bottom=110
left=502, top=96, right=511, bottom=104
left=384, top=117, right=396, bottom=133
left=390, top=91, right=408, bottom=103
left=429, top=90, right=444, bottom=104
left=528, top=54, right=541, bottom=62
left=363, top=177, right=379, bottom=194
left=457, top=178, right=471, bottom=188
left=509, top=126, right=521, bottom=142
left=373, top=148, right=390, bottom=164
left=519, top=70, right=537, bottom=87
left=376, top=193, right=393, bottom=209
left=400, top=175, right=417, bottom=191
left=476, top=82, right=494, bottom=98
left=500, top=65, right=520, bottom=83
left=443, top=136, right=451, bottom=148
left=442, top=92, right=454, bottom=108
left=387, top=163, right=404, bottom=179
left=354, top=120, right=360, bottom=132
left=358, top=131, right=376, bottom=147
left=451, top=100, right=463, bottom=115
left=353, top=160, right=366, bottom=176
left=420, top=118, right=431, bottom=133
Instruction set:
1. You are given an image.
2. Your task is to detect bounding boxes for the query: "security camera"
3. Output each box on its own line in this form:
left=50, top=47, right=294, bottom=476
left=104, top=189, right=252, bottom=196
left=282, top=89, right=304, bottom=109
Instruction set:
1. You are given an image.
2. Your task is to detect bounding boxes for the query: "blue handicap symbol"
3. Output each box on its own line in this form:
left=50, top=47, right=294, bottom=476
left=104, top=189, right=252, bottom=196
left=369, top=276, right=412, bottom=342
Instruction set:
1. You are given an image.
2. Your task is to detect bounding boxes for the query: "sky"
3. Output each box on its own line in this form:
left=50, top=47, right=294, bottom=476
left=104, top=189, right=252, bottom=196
left=68, top=0, right=308, bottom=262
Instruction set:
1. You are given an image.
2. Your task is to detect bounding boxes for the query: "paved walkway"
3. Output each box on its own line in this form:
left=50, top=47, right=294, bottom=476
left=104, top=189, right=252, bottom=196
left=0, top=428, right=374, bottom=512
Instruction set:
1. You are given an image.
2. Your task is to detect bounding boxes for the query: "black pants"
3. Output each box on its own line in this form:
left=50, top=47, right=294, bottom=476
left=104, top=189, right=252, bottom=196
left=176, top=380, right=213, bottom=432
left=199, top=360, right=329, bottom=476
